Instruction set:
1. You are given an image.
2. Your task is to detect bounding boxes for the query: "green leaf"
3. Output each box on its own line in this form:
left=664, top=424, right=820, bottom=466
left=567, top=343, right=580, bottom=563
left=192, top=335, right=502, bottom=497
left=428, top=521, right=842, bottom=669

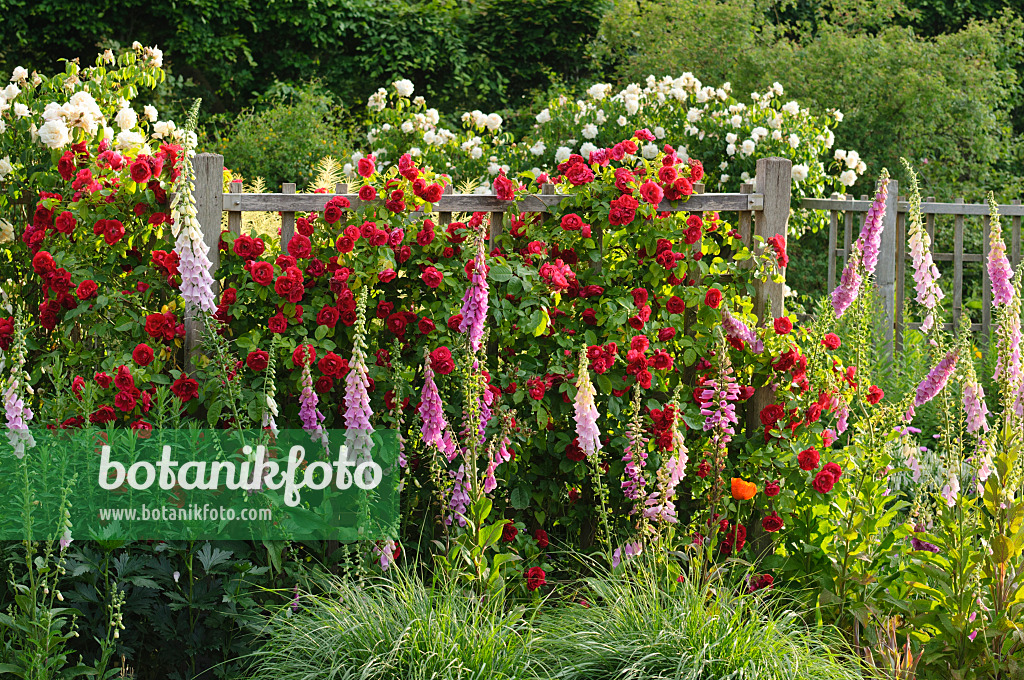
left=510, top=486, right=531, bottom=510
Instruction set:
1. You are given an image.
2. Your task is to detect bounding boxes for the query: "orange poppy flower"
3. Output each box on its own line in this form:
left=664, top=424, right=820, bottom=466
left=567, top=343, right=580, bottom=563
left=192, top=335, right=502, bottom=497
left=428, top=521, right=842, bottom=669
left=731, top=478, right=757, bottom=500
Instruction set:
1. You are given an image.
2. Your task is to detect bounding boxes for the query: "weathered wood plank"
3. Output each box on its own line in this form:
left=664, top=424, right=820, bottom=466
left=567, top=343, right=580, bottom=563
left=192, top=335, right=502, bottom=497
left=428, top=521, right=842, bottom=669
left=982, top=214, right=992, bottom=345
left=827, top=192, right=840, bottom=292
left=280, top=183, right=296, bottom=250
left=895, top=208, right=906, bottom=353
left=227, top=182, right=242, bottom=236
left=1013, top=200, right=1022, bottom=270
left=800, top=198, right=1024, bottom=216
left=223, top=192, right=762, bottom=213
left=187, top=153, right=224, bottom=373
left=876, top=181, right=899, bottom=361
left=953, top=199, right=964, bottom=331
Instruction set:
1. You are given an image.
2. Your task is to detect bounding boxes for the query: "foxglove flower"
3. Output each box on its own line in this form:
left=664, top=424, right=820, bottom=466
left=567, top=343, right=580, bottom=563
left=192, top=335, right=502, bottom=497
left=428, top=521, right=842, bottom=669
left=987, top=193, right=1014, bottom=306
left=3, top=316, right=34, bottom=458
left=620, top=389, right=650, bottom=507
left=721, top=308, right=763, bottom=353
left=447, top=464, right=471, bottom=527
left=298, top=347, right=328, bottom=451
left=994, top=276, right=1022, bottom=395
left=831, top=246, right=863, bottom=318
left=573, top=350, right=602, bottom=458
left=902, top=159, right=943, bottom=332
left=963, top=373, right=989, bottom=434
left=171, top=126, right=217, bottom=314
left=344, top=290, right=374, bottom=460
left=419, top=350, right=448, bottom=452
left=458, top=231, right=488, bottom=353
left=643, top=403, right=688, bottom=524
left=857, top=169, right=889, bottom=276
left=911, top=350, right=959, bottom=417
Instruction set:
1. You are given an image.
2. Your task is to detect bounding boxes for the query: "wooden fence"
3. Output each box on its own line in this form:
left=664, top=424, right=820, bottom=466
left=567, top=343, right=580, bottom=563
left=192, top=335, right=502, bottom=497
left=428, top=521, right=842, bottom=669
left=189, top=153, right=794, bottom=427
left=802, top=185, right=1024, bottom=359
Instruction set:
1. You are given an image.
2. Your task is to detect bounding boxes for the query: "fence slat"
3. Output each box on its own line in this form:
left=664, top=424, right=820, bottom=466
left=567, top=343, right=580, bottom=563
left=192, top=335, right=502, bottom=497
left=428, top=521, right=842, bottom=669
left=843, top=205, right=853, bottom=270
left=1013, top=199, right=1022, bottom=270
left=280, top=183, right=296, bottom=250
left=953, top=199, right=964, bottom=331
left=925, top=197, right=935, bottom=247
left=187, top=153, right=225, bottom=373
left=227, top=182, right=242, bottom=236
left=751, top=158, right=791, bottom=323
left=826, top=193, right=840, bottom=292
left=438, top=184, right=453, bottom=227
left=895, top=207, right=906, bottom=354
left=488, top=211, right=503, bottom=250
left=983, top=214, right=992, bottom=343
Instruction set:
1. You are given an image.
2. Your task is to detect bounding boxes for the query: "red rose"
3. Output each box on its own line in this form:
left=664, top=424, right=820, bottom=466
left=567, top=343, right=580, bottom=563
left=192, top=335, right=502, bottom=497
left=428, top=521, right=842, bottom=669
left=762, top=513, right=784, bottom=533
left=246, top=350, right=269, bottom=371
left=683, top=224, right=702, bottom=244
left=822, top=333, right=842, bottom=350
left=773, top=317, right=793, bottom=334
left=525, top=566, right=546, bottom=591
left=501, top=522, right=519, bottom=542
left=658, top=327, right=676, bottom=341
left=114, top=391, right=137, bottom=413
left=357, top=156, right=375, bottom=177
left=378, top=269, right=397, bottom=284
left=565, top=163, right=594, bottom=186
left=867, top=385, right=884, bottom=404
left=798, top=447, right=821, bottom=471
left=565, top=437, right=585, bottom=461
left=94, top=371, right=112, bottom=389
left=764, top=480, right=781, bottom=497
left=58, top=151, right=76, bottom=180
left=221, top=287, right=237, bottom=305
left=822, top=462, right=843, bottom=481
left=287, top=233, right=312, bottom=259
left=812, top=469, right=836, bottom=494
left=688, top=158, right=704, bottom=181
left=608, top=194, right=639, bottom=226
left=132, top=343, right=154, bottom=366
left=422, top=266, right=444, bottom=289
left=418, top=318, right=435, bottom=334
left=170, top=375, right=199, bottom=402
left=561, top=213, right=583, bottom=231
left=103, top=220, right=125, bottom=245
left=416, top=228, right=435, bottom=247
left=251, top=262, right=275, bottom=286
left=447, top=314, right=463, bottom=331
left=316, top=306, right=340, bottom=328
left=386, top=313, right=407, bottom=336
left=314, top=376, right=334, bottom=393
left=534, top=529, right=549, bottom=549
left=759, top=404, right=785, bottom=428
left=666, top=296, right=685, bottom=315
left=129, top=158, right=152, bottom=184
left=318, top=352, right=345, bottom=377
left=430, top=346, right=455, bottom=375
left=90, top=405, right=117, bottom=424
left=494, top=172, right=515, bottom=201
left=704, top=288, right=722, bottom=308
left=54, top=211, right=76, bottom=234
left=358, top=185, right=377, bottom=201
left=293, top=344, right=316, bottom=367
left=767, top=234, right=788, bottom=268
left=76, top=279, right=98, bottom=300
left=637, top=370, right=653, bottom=389
left=639, top=180, right=664, bottom=205
left=268, top=313, right=288, bottom=333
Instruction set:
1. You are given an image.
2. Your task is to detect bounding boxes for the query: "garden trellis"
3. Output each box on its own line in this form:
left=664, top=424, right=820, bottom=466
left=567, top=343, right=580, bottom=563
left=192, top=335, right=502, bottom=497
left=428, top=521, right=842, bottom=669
left=188, top=153, right=793, bottom=427
left=804, top=188, right=1024, bottom=358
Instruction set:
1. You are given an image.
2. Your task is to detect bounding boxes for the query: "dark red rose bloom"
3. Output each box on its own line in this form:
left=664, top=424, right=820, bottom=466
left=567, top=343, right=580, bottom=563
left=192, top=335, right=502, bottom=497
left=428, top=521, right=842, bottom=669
left=526, top=567, right=546, bottom=591
left=54, top=211, right=76, bottom=234
left=608, top=194, right=639, bottom=226
left=251, top=261, right=275, bottom=286
left=129, top=158, right=152, bottom=184
left=324, top=204, right=343, bottom=224
left=501, top=522, right=519, bottom=542
left=704, top=288, right=722, bottom=308
left=296, top=217, right=314, bottom=237
left=114, top=391, right=137, bottom=413
left=416, top=228, right=435, bottom=246
left=422, top=266, right=443, bottom=289
left=357, top=156, right=376, bottom=178
left=94, top=371, right=112, bottom=389
left=76, top=279, right=98, bottom=300
left=798, top=447, right=821, bottom=471
left=764, top=480, right=781, bottom=497
left=565, top=163, right=594, bottom=186
left=666, top=295, right=685, bottom=315
left=560, top=213, right=583, bottom=231
left=317, top=306, right=340, bottom=328
left=314, top=376, right=334, bottom=393
left=293, top=344, right=316, bottom=367
left=812, top=469, right=836, bottom=494
left=582, top=308, right=598, bottom=325
left=767, top=234, right=788, bottom=268
left=418, top=318, right=435, bottom=334
left=386, top=313, right=407, bottom=336
left=90, top=405, right=117, bottom=425
left=565, top=437, right=585, bottom=461
left=268, top=313, right=288, bottom=333
left=358, top=185, right=377, bottom=201
left=759, top=404, right=785, bottom=428
left=220, top=287, right=237, bottom=306
left=318, top=352, right=346, bottom=378
left=246, top=350, right=269, bottom=371
left=822, top=462, right=843, bottom=481
left=494, top=172, right=515, bottom=201
left=762, top=512, right=784, bottom=532
left=658, top=327, right=676, bottom=341
left=447, top=314, right=463, bottom=331
left=430, top=346, right=455, bottom=375
left=867, top=385, right=884, bottom=404
left=287, top=233, right=312, bottom=259
left=534, top=529, right=549, bottom=549
left=170, top=375, right=199, bottom=402
left=773, top=317, right=793, bottom=335
left=639, top=180, right=664, bottom=205
left=132, top=343, right=154, bottom=366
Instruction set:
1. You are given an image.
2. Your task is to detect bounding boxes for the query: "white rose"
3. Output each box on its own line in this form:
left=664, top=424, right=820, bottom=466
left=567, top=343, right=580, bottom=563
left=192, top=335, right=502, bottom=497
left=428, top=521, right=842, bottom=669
left=114, top=129, right=144, bottom=150
left=554, top=146, right=571, bottom=163
left=115, top=107, right=137, bottom=131
left=825, top=130, right=835, bottom=148
left=740, top=172, right=750, bottom=181
left=153, top=120, right=176, bottom=138
left=536, top=108, right=551, bottom=124
left=788, top=133, right=800, bottom=149
left=343, top=163, right=353, bottom=176
left=726, top=143, right=736, bottom=156
left=144, top=105, right=158, bottom=122
left=751, top=126, right=768, bottom=140
left=686, top=107, right=702, bottom=123
left=0, top=219, right=14, bottom=244
left=0, top=119, right=5, bottom=134
left=595, top=109, right=607, bottom=124
left=148, top=46, right=163, bottom=67
left=720, top=174, right=730, bottom=183
left=13, top=103, right=29, bottom=117
left=485, top=113, right=502, bottom=132
left=422, top=130, right=436, bottom=145
left=617, top=115, right=628, bottom=127
left=791, top=164, right=809, bottom=182
left=582, top=123, right=598, bottom=139
left=2, top=84, right=20, bottom=100
left=772, top=82, right=784, bottom=95
left=856, top=161, right=867, bottom=174
left=37, top=119, right=70, bottom=149
left=719, top=161, right=728, bottom=170
left=580, top=142, right=597, bottom=159
left=10, top=67, right=28, bottom=82
left=741, top=139, right=756, bottom=156
left=409, top=147, right=422, bottom=157
left=470, top=146, right=483, bottom=159
left=730, top=115, right=742, bottom=127
left=393, top=79, right=414, bottom=97
left=625, top=96, right=639, bottom=115
left=487, top=162, right=500, bottom=176
left=400, top=121, right=414, bottom=134
left=836, top=148, right=849, bottom=161
left=653, top=126, right=665, bottom=139
left=641, top=143, right=658, bottom=159
left=587, top=83, right=609, bottom=100
left=0, top=156, right=12, bottom=181
left=845, top=150, right=860, bottom=168
left=426, top=108, right=439, bottom=125
left=834, top=110, right=844, bottom=122
left=782, top=101, right=800, bottom=115
left=771, top=130, right=782, bottom=141
left=725, top=132, right=738, bottom=144
left=839, top=169, right=857, bottom=186
left=529, top=141, right=546, bottom=156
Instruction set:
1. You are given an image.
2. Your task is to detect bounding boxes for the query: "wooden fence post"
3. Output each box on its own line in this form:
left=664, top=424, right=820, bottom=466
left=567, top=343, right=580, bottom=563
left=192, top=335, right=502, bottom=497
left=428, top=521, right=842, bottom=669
left=186, top=153, right=224, bottom=374
left=876, top=179, right=898, bottom=362
left=751, top=157, right=792, bottom=324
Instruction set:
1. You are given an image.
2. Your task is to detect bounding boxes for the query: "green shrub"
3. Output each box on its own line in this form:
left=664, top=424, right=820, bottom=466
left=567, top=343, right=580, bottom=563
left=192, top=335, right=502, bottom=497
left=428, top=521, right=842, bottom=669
left=207, top=83, right=350, bottom=190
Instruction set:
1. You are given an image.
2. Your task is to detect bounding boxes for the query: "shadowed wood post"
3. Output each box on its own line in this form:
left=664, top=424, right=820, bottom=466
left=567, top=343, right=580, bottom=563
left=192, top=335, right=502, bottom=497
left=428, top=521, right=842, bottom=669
left=186, top=153, right=225, bottom=373
left=280, top=183, right=296, bottom=250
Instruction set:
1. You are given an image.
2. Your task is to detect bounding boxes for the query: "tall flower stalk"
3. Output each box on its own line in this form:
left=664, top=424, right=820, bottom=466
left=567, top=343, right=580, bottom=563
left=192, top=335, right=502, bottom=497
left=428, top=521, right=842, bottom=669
left=831, top=245, right=863, bottom=318
left=962, top=363, right=989, bottom=435
left=721, top=308, right=763, bottom=353
left=643, top=396, right=688, bottom=524
left=858, top=168, right=889, bottom=276
left=344, top=288, right=374, bottom=461
left=987, top=193, right=1015, bottom=307
left=573, top=349, right=601, bottom=458
left=298, top=346, right=328, bottom=452
left=906, top=349, right=959, bottom=420
left=3, top=312, right=34, bottom=458
left=458, top=227, right=488, bottom=353
left=620, top=386, right=650, bottom=512
left=170, top=100, right=216, bottom=315
left=418, top=348, right=455, bottom=460
left=901, top=159, right=943, bottom=332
